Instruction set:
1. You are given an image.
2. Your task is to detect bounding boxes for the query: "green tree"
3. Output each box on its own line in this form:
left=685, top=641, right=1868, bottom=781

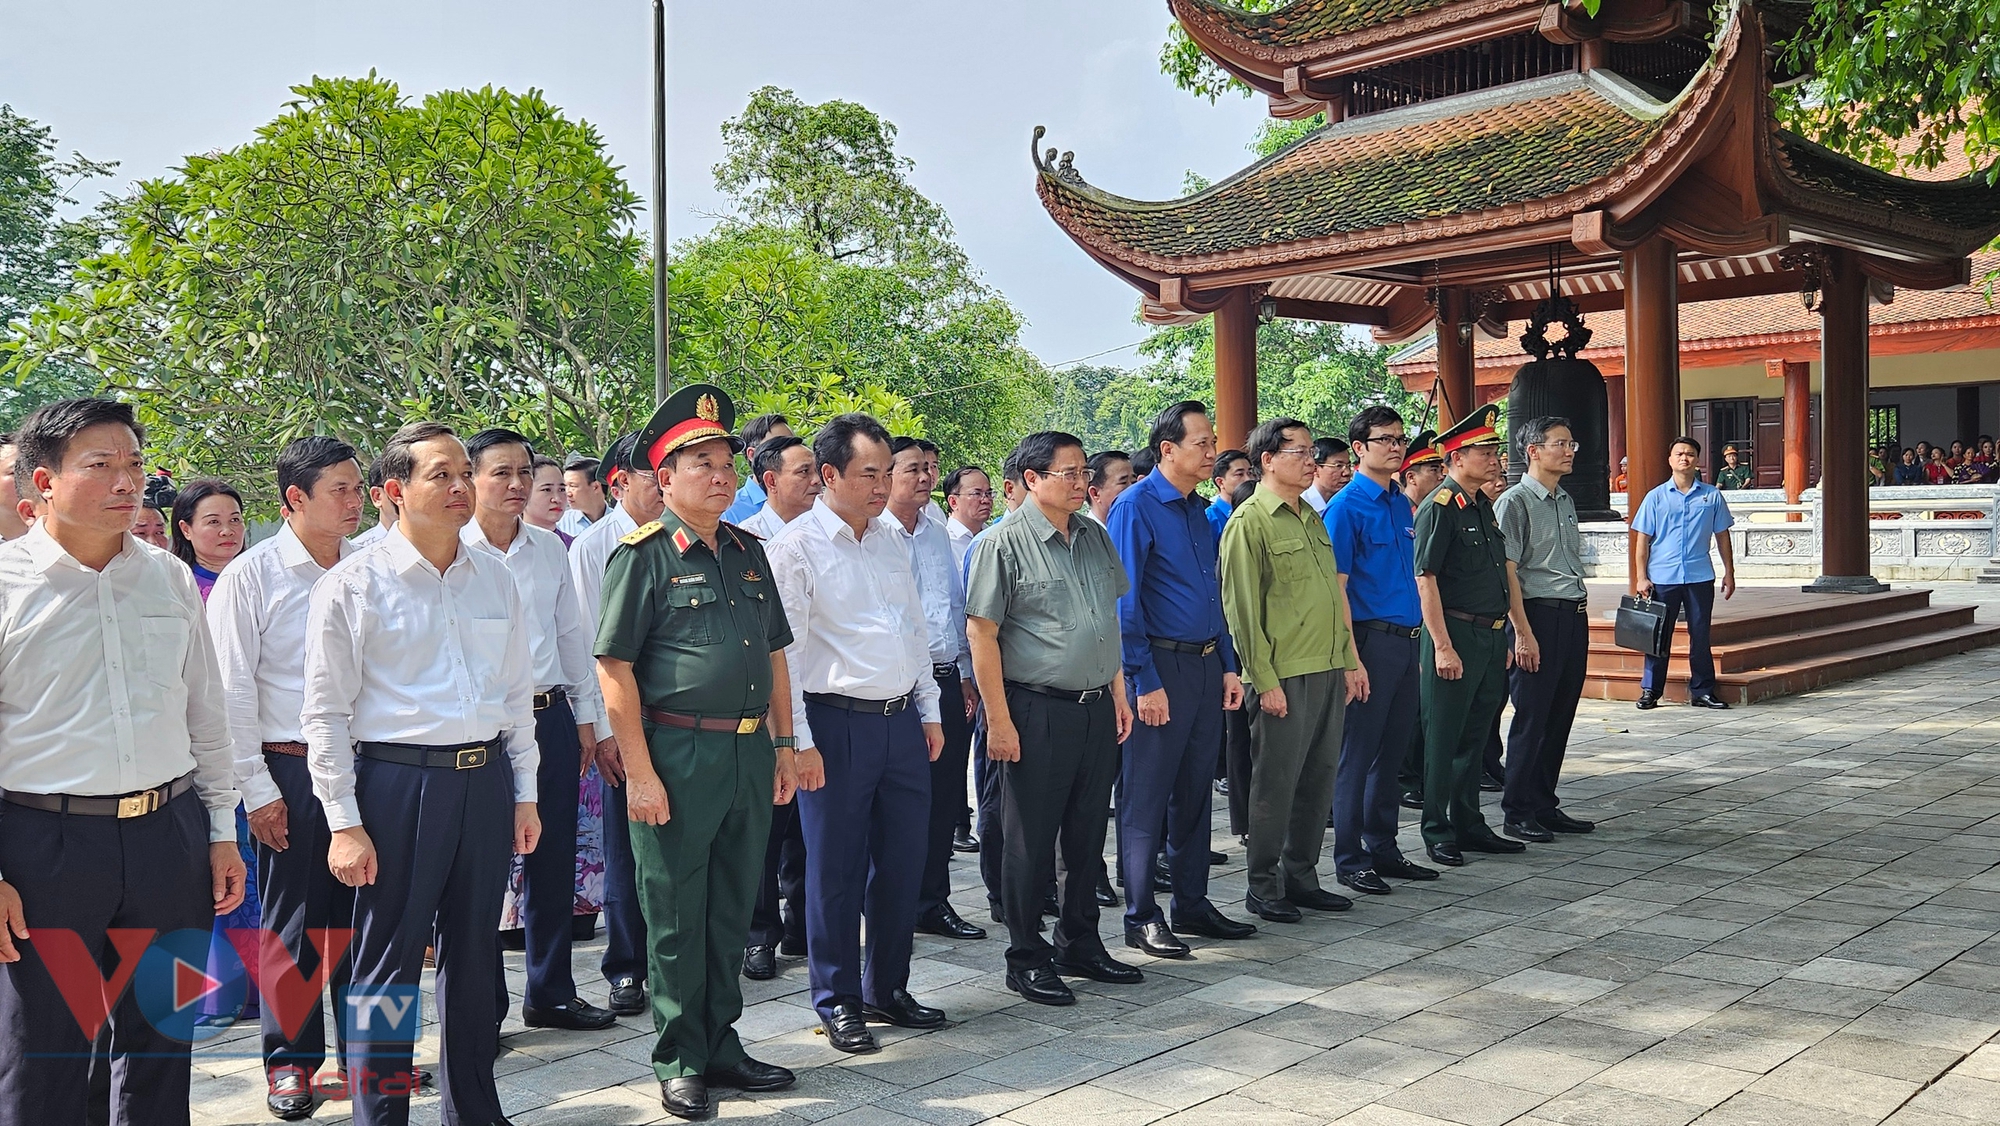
left=3, top=75, right=654, bottom=497
left=0, top=105, right=114, bottom=426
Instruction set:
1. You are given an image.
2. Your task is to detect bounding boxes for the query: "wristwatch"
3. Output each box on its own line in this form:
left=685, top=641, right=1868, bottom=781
left=773, top=736, right=799, bottom=749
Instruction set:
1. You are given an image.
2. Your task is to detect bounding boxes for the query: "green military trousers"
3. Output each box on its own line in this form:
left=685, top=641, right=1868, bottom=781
left=628, top=724, right=775, bottom=1080
left=1419, top=618, right=1507, bottom=846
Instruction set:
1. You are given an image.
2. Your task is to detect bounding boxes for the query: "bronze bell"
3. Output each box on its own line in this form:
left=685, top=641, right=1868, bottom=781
left=1505, top=296, right=1618, bottom=522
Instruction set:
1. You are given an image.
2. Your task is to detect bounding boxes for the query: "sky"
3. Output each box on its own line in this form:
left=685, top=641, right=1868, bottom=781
left=2, top=0, right=1268, bottom=371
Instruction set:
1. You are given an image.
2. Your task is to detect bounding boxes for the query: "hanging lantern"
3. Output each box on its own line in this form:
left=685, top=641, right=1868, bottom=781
left=1506, top=292, right=1619, bottom=522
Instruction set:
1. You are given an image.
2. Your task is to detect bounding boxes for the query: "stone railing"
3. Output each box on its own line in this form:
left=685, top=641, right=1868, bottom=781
left=1579, top=484, right=2000, bottom=580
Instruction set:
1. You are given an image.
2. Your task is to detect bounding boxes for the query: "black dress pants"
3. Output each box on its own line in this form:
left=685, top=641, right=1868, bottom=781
left=745, top=801, right=805, bottom=950
left=257, top=753, right=354, bottom=1081
left=1505, top=600, right=1590, bottom=823
left=917, top=667, right=974, bottom=916
left=997, top=687, right=1119, bottom=972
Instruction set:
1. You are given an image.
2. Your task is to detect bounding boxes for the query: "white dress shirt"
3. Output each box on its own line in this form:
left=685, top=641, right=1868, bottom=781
left=0, top=526, right=238, bottom=854
left=557, top=500, right=615, bottom=539
left=765, top=499, right=941, bottom=752
left=461, top=518, right=605, bottom=731
left=351, top=521, right=391, bottom=548
left=1301, top=483, right=1333, bottom=514
left=947, top=518, right=978, bottom=571
left=301, top=529, right=539, bottom=831
left=207, top=523, right=352, bottom=814
left=887, top=505, right=971, bottom=675
left=736, top=502, right=797, bottom=542
left=567, top=505, right=638, bottom=742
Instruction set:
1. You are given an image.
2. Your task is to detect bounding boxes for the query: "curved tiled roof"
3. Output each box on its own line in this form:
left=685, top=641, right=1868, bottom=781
left=1173, top=0, right=1471, bottom=55
left=1771, top=134, right=2000, bottom=239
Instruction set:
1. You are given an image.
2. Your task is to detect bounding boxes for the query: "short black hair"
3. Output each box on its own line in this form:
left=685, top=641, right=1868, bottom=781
left=531, top=454, right=562, bottom=475
left=1247, top=417, right=1310, bottom=472
left=890, top=436, right=939, bottom=458
left=1130, top=447, right=1158, bottom=478
left=276, top=436, right=361, bottom=511
left=943, top=465, right=988, bottom=496
left=14, top=398, right=145, bottom=497
left=1229, top=477, right=1258, bottom=509
left=1146, top=400, right=1209, bottom=458
left=754, top=434, right=809, bottom=487
left=366, top=456, right=386, bottom=491
left=1086, top=450, right=1130, bottom=484
left=464, top=427, right=534, bottom=469
left=813, top=413, right=893, bottom=475
left=170, top=478, right=242, bottom=568
left=379, top=421, right=460, bottom=485
left=1671, top=435, right=1702, bottom=457
left=1312, top=436, right=1350, bottom=464
left=141, top=472, right=178, bottom=514
left=1011, top=431, right=1084, bottom=477
left=1001, top=448, right=1024, bottom=486
left=741, top=412, right=791, bottom=452
left=1347, top=405, right=1404, bottom=446
left=1212, top=449, right=1250, bottom=482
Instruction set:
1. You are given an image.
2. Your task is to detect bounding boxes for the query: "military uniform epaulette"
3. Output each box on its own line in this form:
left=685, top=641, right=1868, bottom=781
left=719, top=521, right=749, bottom=549
left=1431, top=485, right=1454, bottom=506
left=622, top=520, right=665, bottom=546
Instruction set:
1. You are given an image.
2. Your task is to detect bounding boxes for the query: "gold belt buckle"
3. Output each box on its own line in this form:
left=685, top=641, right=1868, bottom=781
left=117, top=790, right=159, bottom=818
left=1491, top=619, right=1504, bottom=630
left=455, top=747, right=487, bottom=769
left=736, top=717, right=760, bottom=735
left=1200, top=641, right=1217, bottom=656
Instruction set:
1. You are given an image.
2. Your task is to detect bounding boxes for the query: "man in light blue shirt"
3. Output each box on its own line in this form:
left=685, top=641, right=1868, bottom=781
left=1630, top=436, right=1736, bottom=710
left=722, top=413, right=794, bottom=524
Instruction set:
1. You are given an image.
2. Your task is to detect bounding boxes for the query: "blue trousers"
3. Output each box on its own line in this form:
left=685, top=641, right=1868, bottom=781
left=796, top=702, right=930, bottom=1018
left=1118, top=648, right=1222, bottom=928
left=1334, top=629, right=1420, bottom=877
left=1642, top=580, right=1717, bottom=698
left=515, top=697, right=582, bottom=1010
left=346, top=753, right=512, bottom=1126
left=598, top=773, right=647, bottom=987
left=257, top=753, right=354, bottom=1080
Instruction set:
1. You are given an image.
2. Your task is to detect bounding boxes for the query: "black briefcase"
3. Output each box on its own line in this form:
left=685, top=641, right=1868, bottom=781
left=1614, top=595, right=1672, bottom=658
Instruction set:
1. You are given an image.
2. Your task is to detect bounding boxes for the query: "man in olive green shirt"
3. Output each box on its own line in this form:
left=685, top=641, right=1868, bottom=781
left=965, top=430, right=1138, bottom=1007
left=1219, top=417, right=1366, bottom=924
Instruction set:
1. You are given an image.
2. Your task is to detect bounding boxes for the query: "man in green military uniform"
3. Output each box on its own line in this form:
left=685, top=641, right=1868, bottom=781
left=1413, top=405, right=1528, bottom=868
left=596, top=383, right=806, bottom=1120
left=1715, top=444, right=1753, bottom=490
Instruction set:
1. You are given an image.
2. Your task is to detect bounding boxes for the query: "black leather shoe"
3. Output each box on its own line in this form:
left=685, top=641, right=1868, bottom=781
left=1338, top=869, right=1392, bottom=896
left=661, top=1076, right=710, bottom=1119
left=742, top=944, right=777, bottom=980
left=1426, top=842, right=1465, bottom=867
left=1006, top=965, right=1075, bottom=1006
left=916, top=904, right=987, bottom=940
left=1096, top=872, right=1119, bottom=907
left=1480, top=772, right=1505, bottom=793
left=1399, top=790, right=1424, bottom=809
left=1209, top=850, right=1226, bottom=866
left=1052, top=950, right=1143, bottom=984
left=266, top=1069, right=313, bottom=1121
left=705, top=1056, right=795, bottom=1092
left=862, top=988, right=945, bottom=1029
left=608, top=976, right=646, bottom=1015
left=1689, top=695, right=1731, bottom=709
left=952, top=827, right=979, bottom=853
left=1544, top=809, right=1596, bottom=834
left=1172, top=902, right=1256, bottom=939
left=1464, top=834, right=1528, bottom=854
left=1636, top=690, right=1659, bottom=710
left=1152, top=856, right=1173, bottom=892
left=779, top=933, right=807, bottom=958
left=821, top=1002, right=878, bottom=1053
left=521, top=997, right=618, bottom=1031
left=1375, top=855, right=1439, bottom=881
left=1124, top=920, right=1190, bottom=959
left=1504, top=819, right=1554, bottom=843
left=1245, top=892, right=1301, bottom=923
left=1288, top=886, right=1353, bottom=912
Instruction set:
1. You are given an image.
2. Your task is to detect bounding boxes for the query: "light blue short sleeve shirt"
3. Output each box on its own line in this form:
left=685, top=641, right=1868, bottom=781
left=1631, top=479, right=1735, bottom=585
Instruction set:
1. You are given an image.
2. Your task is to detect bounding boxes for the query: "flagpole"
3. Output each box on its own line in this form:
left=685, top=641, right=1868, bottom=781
left=651, top=0, right=670, bottom=404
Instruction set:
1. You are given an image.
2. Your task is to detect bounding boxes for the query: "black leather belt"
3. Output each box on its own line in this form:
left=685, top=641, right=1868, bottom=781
left=1444, top=609, right=1507, bottom=630
left=357, top=739, right=498, bottom=770
left=804, top=691, right=914, bottom=716
left=1150, top=637, right=1219, bottom=656
left=1525, top=598, right=1589, bottom=614
left=4, top=772, right=195, bottom=819
left=1006, top=681, right=1110, bottom=705
left=932, top=663, right=960, bottom=680
left=533, top=687, right=568, bottom=712
left=1353, top=619, right=1421, bottom=639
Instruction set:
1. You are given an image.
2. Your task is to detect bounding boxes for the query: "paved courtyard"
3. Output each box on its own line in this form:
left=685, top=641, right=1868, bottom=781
left=190, top=585, right=2000, bottom=1126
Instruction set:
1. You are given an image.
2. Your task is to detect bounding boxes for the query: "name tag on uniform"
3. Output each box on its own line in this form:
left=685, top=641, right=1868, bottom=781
left=671, top=574, right=708, bottom=587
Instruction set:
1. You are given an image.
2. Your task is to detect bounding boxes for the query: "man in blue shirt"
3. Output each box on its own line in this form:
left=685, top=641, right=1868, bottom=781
left=1205, top=450, right=1253, bottom=547
left=721, top=412, right=793, bottom=524
left=1109, top=402, right=1258, bottom=958
left=1323, top=406, right=1438, bottom=897
left=1631, top=435, right=1737, bottom=710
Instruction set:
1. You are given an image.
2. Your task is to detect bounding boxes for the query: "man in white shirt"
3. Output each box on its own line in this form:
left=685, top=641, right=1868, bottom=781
left=352, top=457, right=397, bottom=549
left=736, top=435, right=819, bottom=543
left=0, top=397, right=245, bottom=1125
left=303, top=421, right=541, bottom=1126
left=462, top=429, right=615, bottom=1034
left=1085, top=450, right=1135, bottom=526
left=0, top=434, right=27, bottom=541
left=886, top=437, right=985, bottom=946
left=556, top=452, right=611, bottom=538
left=765, top=415, right=947, bottom=1055
left=208, top=435, right=366, bottom=1120
left=1301, top=437, right=1352, bottom=514
left=567, top=434, right=658, bottom=1017
left=943, top=465, right=991, bottom=571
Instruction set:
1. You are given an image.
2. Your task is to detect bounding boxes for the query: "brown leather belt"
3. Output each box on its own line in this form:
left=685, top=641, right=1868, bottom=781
left=263, top=741, right=307, bottom=758
left=1444, top=609, right=1507, bottom=630
left=3, top=772, right=195, bottom=819
left=642, top=707, right=764, bottom=735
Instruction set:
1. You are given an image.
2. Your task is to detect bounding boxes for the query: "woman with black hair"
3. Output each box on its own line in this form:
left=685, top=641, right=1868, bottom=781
left=169, top=478, right=245, bottom=600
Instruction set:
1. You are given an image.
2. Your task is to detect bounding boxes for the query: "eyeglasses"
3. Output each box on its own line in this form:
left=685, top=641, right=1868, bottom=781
left=951, top=489, right=995, bottom=500
left=1272, top=446, right=1316, bottom=460
left=1031, top=468, right=1094, bottom=483
left=1538, top=440, right=1584, bottom=453
left=1357, top=434, right=1409, bottom=447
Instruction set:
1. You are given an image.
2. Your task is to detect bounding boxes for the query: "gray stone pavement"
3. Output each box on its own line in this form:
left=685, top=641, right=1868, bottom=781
left=189, top=610, right=2000, bottom=1126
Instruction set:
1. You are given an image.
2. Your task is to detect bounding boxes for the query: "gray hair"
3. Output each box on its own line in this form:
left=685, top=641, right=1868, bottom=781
left=1516, top=415, right=1572, bottom=451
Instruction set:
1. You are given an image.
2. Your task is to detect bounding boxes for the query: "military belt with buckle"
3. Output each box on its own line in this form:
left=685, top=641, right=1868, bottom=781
left=641, top=707, right=766, bottom=735
left=1444, top=609, right=1508, bottom=630
left=1149, top=637, right=1219, bottom=657
left=533, top=687, right=568, bottom=712
left=3, top=772, right=196, bottom=819
left=356, top=739, right=498, bottom=770
left=1006, top=681, right=1111, bottom=706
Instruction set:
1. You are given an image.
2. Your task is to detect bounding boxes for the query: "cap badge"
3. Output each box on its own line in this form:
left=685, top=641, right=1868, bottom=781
left=697, top=394, right=720, bottom=422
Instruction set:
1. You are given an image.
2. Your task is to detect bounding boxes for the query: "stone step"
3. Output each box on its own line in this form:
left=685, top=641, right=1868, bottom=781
left=1587, top=605, right=1981, bottom=675
left=1583, top=621, right=2000, bottom=705
left=1585, top=586, right=1936, bottom=646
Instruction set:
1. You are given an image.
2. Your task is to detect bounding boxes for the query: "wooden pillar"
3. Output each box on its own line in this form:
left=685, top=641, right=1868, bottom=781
left=1810, top=247, right=1885, bottom=592
left=1622, top=236, right=1680, bottom=587
left=1435, top=289, right=1475, bottom=429
left=1605, top=374, right=1627, bottom=491
left=1212, top=287, right=1259, bottom=450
